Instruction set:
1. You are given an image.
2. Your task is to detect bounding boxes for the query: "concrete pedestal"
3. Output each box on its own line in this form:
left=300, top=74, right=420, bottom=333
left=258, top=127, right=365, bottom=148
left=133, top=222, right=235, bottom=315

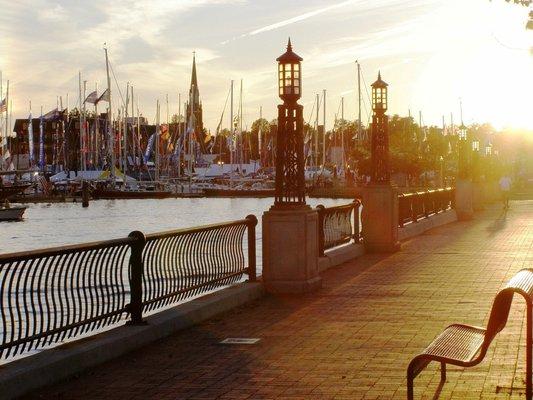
left=455, top=179, right=474, bottom=220
left=262, top=206, right=322, bottom=294
left=362, top=184, right=401, bottom=253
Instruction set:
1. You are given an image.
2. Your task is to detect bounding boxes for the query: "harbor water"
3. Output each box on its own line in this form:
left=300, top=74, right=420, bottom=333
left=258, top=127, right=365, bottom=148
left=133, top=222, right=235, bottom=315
left=0, top=197, right=349, bottom=264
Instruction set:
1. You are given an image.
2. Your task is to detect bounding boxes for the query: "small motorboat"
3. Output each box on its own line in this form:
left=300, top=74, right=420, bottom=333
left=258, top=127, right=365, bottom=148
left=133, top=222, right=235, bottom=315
left=0, top=201, right=27, bottom=221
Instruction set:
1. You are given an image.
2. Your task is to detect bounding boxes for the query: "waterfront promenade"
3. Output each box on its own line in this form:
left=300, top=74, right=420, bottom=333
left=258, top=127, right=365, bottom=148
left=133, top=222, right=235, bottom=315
left=26, top=201, right=532, bottom=400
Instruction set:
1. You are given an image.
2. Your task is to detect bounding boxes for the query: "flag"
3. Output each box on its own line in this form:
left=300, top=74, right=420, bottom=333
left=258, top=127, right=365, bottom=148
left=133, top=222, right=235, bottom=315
left=28, top=113, right=35, bottom=163
left=0, top=98, right=6, bottom=113
left=97, top=88, right=110, bottom=103
left=84, top=90, right=99, bottom=104
left=144, top=133, right=155, bottom=163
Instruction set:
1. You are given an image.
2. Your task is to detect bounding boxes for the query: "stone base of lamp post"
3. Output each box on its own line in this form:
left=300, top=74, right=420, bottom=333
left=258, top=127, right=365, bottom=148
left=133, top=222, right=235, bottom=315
left=362, top=184, right=401, bottom=253
left=455, top=179, right=474, bottom=220
left=262, top=205, right=322, bottom=294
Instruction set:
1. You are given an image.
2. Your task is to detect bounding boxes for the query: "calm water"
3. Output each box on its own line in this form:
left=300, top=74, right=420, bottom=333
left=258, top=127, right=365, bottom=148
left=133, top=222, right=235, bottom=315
left=0, top=197, right=347, bottom=255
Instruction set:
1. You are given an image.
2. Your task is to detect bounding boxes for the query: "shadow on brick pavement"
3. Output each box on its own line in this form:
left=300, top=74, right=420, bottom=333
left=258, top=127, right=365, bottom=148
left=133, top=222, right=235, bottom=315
left=24, top=201, right=533, bottom=400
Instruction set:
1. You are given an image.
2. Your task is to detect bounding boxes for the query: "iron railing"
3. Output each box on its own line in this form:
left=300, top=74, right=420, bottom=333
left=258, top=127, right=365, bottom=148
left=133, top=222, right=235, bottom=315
left=0, top=215, right=257, bottom=360
left=316, top=200, right=361, bottom=256
left=398, top=187, right=455, bottom=227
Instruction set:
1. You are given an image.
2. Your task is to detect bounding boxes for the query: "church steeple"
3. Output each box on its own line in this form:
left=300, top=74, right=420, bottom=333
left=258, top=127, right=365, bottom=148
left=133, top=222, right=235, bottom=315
left=190, top=51, right=198, bottom=90
left=187, top=51, right=203, bottom=133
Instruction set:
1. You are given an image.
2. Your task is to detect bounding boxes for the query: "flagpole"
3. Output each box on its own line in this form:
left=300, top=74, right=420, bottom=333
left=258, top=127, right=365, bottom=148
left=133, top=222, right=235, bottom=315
left=315, top=93, right=319, bottom=168
left=104, top=44, right=115, bottom=184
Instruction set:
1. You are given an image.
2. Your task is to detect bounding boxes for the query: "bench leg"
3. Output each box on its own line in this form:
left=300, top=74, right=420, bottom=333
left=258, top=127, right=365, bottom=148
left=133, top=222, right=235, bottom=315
left=440, top=362, right=446, bottom=382
left=527, top=304, right=532, bottom=400
left=407, top=373, right=414, bottom=400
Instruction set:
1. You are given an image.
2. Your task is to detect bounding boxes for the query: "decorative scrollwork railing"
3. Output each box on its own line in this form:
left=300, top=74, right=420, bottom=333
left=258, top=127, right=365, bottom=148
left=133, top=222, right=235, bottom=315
left=0, top=215, right=257, bottom=361
left=398, top=187, right=455, bottom=227
left=316, top=200, right=362, bottom=256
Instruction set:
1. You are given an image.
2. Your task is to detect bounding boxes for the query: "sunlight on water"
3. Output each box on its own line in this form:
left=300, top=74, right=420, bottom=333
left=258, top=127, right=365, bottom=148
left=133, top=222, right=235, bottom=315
left=0, top=197, right=347, bottom=255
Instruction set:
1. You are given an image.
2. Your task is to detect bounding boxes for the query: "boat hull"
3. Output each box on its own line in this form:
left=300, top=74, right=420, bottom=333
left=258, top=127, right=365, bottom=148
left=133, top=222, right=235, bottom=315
left=0, top=206, right=27, bottom=221
left=203, top=188, right=275, bottom=198
left=92, top=189, right=174, bottom=199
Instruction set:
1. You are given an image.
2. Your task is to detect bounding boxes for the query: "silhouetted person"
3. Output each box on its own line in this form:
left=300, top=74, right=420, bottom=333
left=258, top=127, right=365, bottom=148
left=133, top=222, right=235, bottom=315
left=499, top=174, right=512, bottom=209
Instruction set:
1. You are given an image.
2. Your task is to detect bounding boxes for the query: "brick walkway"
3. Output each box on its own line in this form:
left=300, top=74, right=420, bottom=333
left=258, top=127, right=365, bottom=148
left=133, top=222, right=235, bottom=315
left=26, top=201, right=532, bottom=400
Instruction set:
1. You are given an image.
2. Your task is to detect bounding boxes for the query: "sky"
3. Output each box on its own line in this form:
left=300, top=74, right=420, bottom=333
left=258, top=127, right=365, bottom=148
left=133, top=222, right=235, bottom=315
left=0, top=0, right=532, bottom=133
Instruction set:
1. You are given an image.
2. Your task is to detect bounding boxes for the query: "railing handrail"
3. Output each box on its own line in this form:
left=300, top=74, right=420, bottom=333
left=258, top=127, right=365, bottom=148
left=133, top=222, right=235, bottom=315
left=0, top=215, right=258, bottom=361
left=0, top=236, right=137, bottom=262
left=398, top=187, right=455, bottom=228
left=316, top=200, right=361, bottom=256
left=144, top=217, right=256, bottom=241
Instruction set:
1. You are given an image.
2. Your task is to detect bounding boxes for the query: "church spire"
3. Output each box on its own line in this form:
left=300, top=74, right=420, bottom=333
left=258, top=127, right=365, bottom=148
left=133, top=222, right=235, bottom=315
left=190, top=51, right=198, bottom=90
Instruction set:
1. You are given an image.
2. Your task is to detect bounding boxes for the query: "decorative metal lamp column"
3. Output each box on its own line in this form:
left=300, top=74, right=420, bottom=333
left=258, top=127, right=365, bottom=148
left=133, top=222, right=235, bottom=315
left=262, top=39, right=321, bottom=293
left=361, top=72, right=400, bottom=253
left=370, top=72, right=390, bottom=184
left=274, top=39, right=306, bottom=208
left=455, top=125, right=474, bottom=220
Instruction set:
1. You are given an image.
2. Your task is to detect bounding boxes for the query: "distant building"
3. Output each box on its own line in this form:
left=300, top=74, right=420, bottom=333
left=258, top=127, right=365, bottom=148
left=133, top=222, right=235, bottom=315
left=186, top=53, right=203, bottom=134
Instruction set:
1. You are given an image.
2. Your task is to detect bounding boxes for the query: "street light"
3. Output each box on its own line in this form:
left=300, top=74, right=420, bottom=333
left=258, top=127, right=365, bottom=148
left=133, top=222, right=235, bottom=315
left=277, top=38, right=302, bottom=101
left=274, top=38, right=305, bottom=207
left=485, top=142, right=492, bottom=156
left=472, top=139, right=480, bottom=152
left=370, top=72, right=390, bottom=184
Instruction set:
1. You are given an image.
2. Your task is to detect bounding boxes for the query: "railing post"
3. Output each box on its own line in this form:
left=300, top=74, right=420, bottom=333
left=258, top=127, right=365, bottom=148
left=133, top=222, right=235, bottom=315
left=316, top=205, right=325, bottom=257
left=398, top=194, right=404, bottom=228
left=353, top=199, right=361, bottom=242
left=245, top=215, right=258, bottom=282
left=424, top=191, right=430, bottom=218
left=412, top=195, right=418, bottom=223
left=127, top=230, right=146, bottom=325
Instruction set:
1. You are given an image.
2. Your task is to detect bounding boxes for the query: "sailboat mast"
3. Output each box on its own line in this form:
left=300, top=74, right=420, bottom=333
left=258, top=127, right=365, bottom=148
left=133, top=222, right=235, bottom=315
left=315, top=93, right=319, bottom=168
left=104, top=45, right=115, bottom=182
left=357, top=61, right=361, bottom=144
left=229, top=80, right=233, bottom=183
left=94, top=83, right=99, bottom=168
left=239, top=79, right=243, bottom=171
left=155, top=100, right=160, bottom=182
left=130, top=86, right=134, bottom=169
left=123, top=82, right=129, bottom=175
left=341, top=96, right=345, bottom=174
left=322, top=89, right=326, bottom=168
left=177, top=92, right=181, bottom=177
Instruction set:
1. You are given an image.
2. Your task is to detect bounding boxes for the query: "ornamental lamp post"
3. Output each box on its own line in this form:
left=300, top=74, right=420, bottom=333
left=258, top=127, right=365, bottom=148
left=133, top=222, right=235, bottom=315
left=370, top=72, right=390, bottom=184
left=457, top=124, right=468, bottom=179
left=274, top=38, right=306, bottom=208
left=362, top=71, right=400, bottom=253
left=262, top=39, right=321, bottom=294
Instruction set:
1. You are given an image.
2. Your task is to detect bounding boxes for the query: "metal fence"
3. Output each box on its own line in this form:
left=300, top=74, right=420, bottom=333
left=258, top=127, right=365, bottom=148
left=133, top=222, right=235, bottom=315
left=398, top=188, right=455, bottom=227
left=316, top=200, right=361, bottom=256
left=0, top=215, right=257, bottom=360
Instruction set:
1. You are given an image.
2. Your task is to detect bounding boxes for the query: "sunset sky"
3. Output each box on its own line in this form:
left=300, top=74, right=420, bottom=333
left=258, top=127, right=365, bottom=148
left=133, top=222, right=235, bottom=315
left=0, top=0, right=531, bottom=133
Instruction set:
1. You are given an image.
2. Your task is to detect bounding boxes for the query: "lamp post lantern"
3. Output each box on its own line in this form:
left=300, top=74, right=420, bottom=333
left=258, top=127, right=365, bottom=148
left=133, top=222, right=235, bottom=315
left=274, top=38, right=306, bottom=208
left=370, top=72, right=390, bottom=184
left=261, top=39, right=321, bottom=294
left=361, top=71, right=400, bottom=253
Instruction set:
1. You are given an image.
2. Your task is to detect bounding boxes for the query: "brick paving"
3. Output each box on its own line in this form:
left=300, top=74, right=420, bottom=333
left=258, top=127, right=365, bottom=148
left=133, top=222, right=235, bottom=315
left=25, top=201, right=532, bottom=400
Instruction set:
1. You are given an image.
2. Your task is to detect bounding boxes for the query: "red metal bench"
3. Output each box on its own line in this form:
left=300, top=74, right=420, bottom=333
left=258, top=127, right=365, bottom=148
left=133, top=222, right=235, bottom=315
left=407, top=269, right=533, bottom=400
